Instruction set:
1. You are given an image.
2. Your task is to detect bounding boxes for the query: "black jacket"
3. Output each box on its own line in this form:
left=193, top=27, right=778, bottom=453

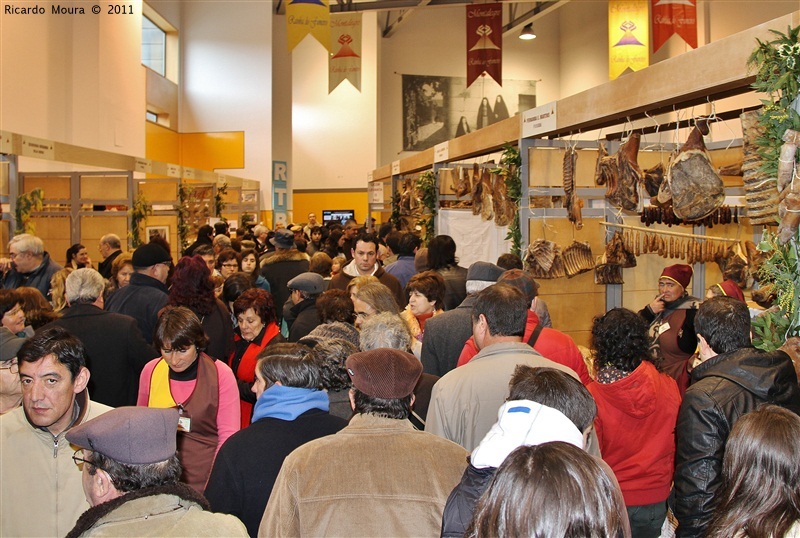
left=96, top=249, right=121, bottom=279
left=287, top=297, right=320, bottom=342
left=205, top=408, right=347, bottom=536
left=40, top=304, right=159, bottom=407
left=420, top=295, right=477, bottom=376
left=673, top=346, right=800, bottom=538
left=259, top=250, right=309, bottom=323
left=104, top=272, right=169, bottom=344
left=441, top=461, right=495, bottom=538
left=1, top=251, right=62, bottom=299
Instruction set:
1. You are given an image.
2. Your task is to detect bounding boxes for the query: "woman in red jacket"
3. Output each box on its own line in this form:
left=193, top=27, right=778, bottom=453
left=227, top=288, right=283, bottom=428
left=588, top=307, right=681, bottom=538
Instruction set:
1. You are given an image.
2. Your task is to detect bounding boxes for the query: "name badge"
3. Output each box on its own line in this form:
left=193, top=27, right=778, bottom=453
left=178, top=415, right=192, bottom=433
left=657, top=322, right=671, bottom=336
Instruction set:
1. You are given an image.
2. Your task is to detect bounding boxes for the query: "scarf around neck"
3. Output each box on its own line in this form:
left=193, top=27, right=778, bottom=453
left=251, top=384, right=329, bottom=423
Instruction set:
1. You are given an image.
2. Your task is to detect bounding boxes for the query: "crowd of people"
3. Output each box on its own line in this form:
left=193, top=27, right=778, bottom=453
left=1, top=217, right=799, bottom=538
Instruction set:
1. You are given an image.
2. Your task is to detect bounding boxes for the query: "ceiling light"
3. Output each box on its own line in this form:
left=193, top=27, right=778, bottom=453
left=519, top=23, right=536, bottom=40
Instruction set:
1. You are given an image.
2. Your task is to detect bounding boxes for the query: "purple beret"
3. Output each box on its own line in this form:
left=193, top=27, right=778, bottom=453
left=66, top=407, right=179, bottom=465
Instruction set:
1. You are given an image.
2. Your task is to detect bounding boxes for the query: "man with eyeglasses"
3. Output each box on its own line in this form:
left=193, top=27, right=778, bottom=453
left=0, top=327, right=112, bottom=538
left=105, top=243, right=172, bottom=345
left=65, top=407, right=247, bottom=537
left=0, top=233, right=63, bottom=299
left=0, top=347, right=22, bottom=415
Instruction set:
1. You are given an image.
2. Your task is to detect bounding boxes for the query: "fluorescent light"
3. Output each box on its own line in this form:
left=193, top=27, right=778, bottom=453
left=519, top=23, right=536, bottom=40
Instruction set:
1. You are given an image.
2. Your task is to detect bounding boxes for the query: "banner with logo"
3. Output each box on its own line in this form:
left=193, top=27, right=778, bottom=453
left=287, top=0, right=330, bottom=53
left=652, top=0, right=697, bottom=53
left=329, top=12, right=362, bottom=93
left=608, top=0, right=649, bottom=80
left=466, top=3, right=502, bottom=87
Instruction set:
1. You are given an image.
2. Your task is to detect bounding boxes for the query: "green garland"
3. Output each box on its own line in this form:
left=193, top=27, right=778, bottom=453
left=747, top=25, right=800, bottom=180
left=416, top=170, right=437, bottom=242
left=14, top=188, right=44, bottom=235
left=177, top=184, right=193, bottom=251
left=129, top=192, right=152, bottom=249
left=390, top=191, right=401, bottom=229
left=493, top=144, right=522, bottom=257
left=752, top=228, right=800, bottom=352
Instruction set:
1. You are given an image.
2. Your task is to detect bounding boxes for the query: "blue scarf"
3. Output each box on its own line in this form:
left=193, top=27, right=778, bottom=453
left=251, top=384, right=329, bottom=423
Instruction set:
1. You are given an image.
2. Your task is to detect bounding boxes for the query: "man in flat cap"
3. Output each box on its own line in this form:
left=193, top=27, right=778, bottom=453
left=259, top=348, right=468, bottom=537
left=1, top=327, right=112, bottom=538
left=420, top=261, right=505, bottom=376
left=105, top=242, right=172, bottom=344
left=285, top=272, right=324, bottom=342
left=65, top=406, right=247, bottom=537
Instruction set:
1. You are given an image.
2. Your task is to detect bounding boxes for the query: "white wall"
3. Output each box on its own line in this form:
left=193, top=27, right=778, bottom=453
left=1, top=0, right=146, bottom=172
left=291, top=12, right=379, bottom=191
left=179, top=1, right=273, bottom=202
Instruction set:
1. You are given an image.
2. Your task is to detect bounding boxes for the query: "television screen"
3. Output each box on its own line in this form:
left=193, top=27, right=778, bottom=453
left=322, top=210, right=355, bottom=226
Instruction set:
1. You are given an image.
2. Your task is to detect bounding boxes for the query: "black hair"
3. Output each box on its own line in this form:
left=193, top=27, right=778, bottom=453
left=427, top=235, right=458, bottom=270
left=222, top=273, right=255, bottom=306
left=256, top=343, right=320, bottom=389
left=496, top=253, right=523, bottom=271
left=508, top=366, right=597, bottom=432
left=591, top=307, right=651, bottom=373
left=352, top=388, right=412, bottom=420
left=472, top=284, right=528, bottom=337
left=89, top=452, right=182, bottom=493
left=18, top=326, right=86, bottom=380
left=353, top=232, right=380, bottom=252
left=395, top=232, right=422, bottom=256
left=695, top=296, right=752, bottom=354
left=152, top=306, right=210, bottom=353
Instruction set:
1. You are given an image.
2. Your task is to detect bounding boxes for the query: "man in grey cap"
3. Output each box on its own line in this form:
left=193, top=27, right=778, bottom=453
left=260, top=348, right=467, bottom=537
left=425, top=284, right=581, bottom=452
left=285, top=272, right=324, bottom=342
left=65, top=406, right=247, bottom=537
left=259, top=228, right=309, bottom=324
left=420, top=261, right=505, bottom=376
left=105, top=242, right=172, bottom=344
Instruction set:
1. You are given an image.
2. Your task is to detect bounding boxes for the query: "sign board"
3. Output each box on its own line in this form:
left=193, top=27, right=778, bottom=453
left=20, top=136, right=54, bottom=160
left=134, top=158, right=152, bottom=174
left=272, top=161, right=288, bottom=213
left=369, top=181, right=384, bottom=204
left=391, top=160, right=401, bottom=176
left=166, top=164, right=182, bottom=178
left=183, top=167, right=196, bottom=180
left=521, top=101, right=557, bottom=138
left=434, top=142, right=449, bottom=163
left=0, top=131, right=12, bottom=154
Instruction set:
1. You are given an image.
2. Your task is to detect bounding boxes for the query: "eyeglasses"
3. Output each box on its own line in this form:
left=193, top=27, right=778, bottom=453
left=72, top=449, right=105, bottom=472
left=355, top=311, right=371, bottom=320
left=0, top=359, right=18, bottom=374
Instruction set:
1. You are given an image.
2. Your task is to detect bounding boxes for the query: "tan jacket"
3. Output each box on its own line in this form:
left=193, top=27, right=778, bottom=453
left=0, top=391, right=112, bottom=538
left=259, top=413, right=468, bottom=537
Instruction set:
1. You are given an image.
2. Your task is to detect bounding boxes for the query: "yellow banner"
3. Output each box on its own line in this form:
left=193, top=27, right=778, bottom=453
left=329, top=13, right=362, bottom=93
left=287, top=0, right=330, bottom=53
left=609, top=0, right=649, bottom=80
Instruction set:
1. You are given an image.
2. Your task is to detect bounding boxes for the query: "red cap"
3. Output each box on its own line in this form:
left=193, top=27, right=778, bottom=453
left=660, top=264, right=693, bottom=289
left=717, top=280, right=745, bottom=302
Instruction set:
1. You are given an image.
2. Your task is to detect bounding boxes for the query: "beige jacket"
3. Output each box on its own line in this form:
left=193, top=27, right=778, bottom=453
left=259, top=413, right=468, bottom=537
left=0, top=391, right=112, bottom=538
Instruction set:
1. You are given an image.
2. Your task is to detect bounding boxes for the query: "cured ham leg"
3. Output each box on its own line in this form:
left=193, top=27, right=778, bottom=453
left=563, top=147, right=583, bottom=229
left=668, top=120, right=724, bottom=220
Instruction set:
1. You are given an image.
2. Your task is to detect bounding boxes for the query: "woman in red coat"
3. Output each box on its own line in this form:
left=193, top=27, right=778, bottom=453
left=227, top=288, right=283, bottom=428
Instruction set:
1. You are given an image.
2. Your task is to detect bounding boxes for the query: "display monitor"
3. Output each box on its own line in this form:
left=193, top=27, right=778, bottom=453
left=322, top=210, right=355, bottom=226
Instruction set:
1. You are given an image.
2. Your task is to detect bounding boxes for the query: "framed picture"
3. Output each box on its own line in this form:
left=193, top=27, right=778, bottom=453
left=146, top=226, right=169, bottom=242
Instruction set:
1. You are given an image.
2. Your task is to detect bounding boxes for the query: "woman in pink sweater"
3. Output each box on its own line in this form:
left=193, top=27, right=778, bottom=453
left=588, top=307, right=681, bottom=538
left=138, top=306, right=240, bottom=494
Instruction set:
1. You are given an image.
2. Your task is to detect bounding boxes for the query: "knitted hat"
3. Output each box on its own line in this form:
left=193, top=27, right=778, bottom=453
left=288, top=272, right=324, bottom=294
left=660, top=264, right=693, bottom=289
left=131, top=243, right=172, bottom=268
left=346, top=348, right=421, bottom=399
left=270, top=228, right=295, bottom=249
left=498, top=269, right=539, bottom=304
left=467, top=261, right=505, bottom=283
left=66, top=407, right=179, bottom=465
left=716, top=280, right=745, bottom=303
left=303, top=321, right=360, bottom=348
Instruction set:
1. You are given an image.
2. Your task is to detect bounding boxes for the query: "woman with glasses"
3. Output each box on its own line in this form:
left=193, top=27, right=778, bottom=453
left=167, top=256, right=235, bottom=362
left=137, top=306, right=240, bottom=494
left=351, top=281, right=401, bottom=329
left=216, top=249, right=241, bottom=280
left=227, top=288, right=284, bottom=429
left=0, top=344, right=22, bottom=414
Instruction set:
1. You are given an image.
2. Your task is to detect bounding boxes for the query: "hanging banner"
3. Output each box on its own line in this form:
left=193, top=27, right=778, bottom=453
left=608, top=0, right=650, bottom=80
left=329, top=12, right=362, bottom=93
left=652, top=0, right=697, bottom=53
left=466, top=3, right=502, bottom=87
left=287, top=0, right=330, bottom=53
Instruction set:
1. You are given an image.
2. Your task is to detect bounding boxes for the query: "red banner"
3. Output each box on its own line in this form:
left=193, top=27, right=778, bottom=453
left=652, top=0, right=697, bottom=53
left=466, top=3, right=502, bottom=87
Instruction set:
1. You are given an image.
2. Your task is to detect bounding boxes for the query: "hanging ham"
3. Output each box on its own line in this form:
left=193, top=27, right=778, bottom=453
left=563, top=147, right=583, bottom=229
left=667, top=120, right=725, bottom=221
left=595, top=134, right=642, bottom=211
